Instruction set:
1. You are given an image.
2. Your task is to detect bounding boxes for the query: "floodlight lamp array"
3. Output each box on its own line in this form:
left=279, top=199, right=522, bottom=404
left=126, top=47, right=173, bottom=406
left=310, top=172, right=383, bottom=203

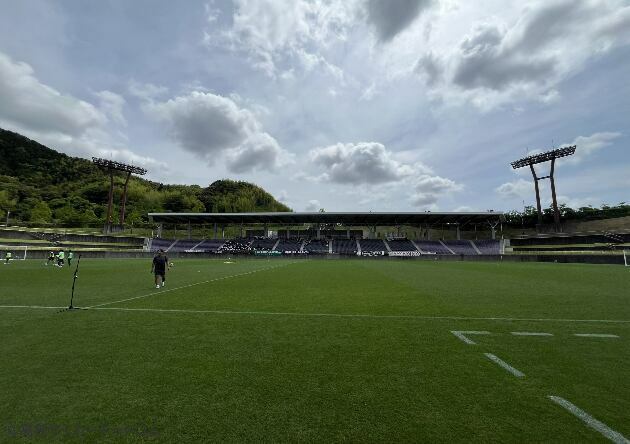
left=510, top=145, right=576, bottom=169
left=91, top=157, right=147, bottom=175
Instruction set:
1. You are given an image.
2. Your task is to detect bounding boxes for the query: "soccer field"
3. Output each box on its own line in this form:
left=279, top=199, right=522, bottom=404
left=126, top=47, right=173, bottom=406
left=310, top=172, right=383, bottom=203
left=1, top=258, right=629, bottom=443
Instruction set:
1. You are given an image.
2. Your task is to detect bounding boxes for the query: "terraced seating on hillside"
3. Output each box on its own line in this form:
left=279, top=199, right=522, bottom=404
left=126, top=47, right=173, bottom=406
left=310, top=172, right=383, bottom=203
left=511, top=234, right=621, bottom=246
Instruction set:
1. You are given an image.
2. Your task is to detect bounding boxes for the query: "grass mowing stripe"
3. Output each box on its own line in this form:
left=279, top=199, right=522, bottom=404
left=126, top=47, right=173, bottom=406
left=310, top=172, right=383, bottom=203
left=484, top=353, right=525, bottom=378
left=548, top=396, right=630, bottom=444
left=75, top=307, right=630, bottom=324
left=86, top=261, right=298, bottom=309
left=3, top=303, right=630, bottom=324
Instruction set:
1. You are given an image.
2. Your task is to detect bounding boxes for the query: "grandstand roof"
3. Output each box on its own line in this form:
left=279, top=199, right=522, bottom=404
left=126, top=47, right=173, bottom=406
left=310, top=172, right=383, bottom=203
left=148, top=212, right=504, bottom=226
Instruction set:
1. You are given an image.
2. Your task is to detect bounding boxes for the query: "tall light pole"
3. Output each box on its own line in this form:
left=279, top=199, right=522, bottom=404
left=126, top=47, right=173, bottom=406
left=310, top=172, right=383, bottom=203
left=91, top=158, right=147, bottom=233
left=510, top=145, right=576, bottom=232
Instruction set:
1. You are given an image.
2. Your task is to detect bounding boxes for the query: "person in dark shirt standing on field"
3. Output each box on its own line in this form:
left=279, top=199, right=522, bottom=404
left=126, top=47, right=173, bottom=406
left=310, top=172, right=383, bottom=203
left=151, top=250, right=169, bottom=289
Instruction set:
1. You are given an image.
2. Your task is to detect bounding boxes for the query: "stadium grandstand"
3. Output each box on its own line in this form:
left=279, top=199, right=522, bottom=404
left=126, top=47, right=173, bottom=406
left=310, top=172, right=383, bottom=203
left=144, top=211, right=505, bottom=257
left=2, top=212, right=627, bottom=264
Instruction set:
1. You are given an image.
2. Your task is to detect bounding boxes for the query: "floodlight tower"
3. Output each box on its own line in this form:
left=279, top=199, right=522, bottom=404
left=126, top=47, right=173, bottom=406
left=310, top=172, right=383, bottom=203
left=92, top=158, right=147, bottom=233
left=510, top=145, right=576, bottom=231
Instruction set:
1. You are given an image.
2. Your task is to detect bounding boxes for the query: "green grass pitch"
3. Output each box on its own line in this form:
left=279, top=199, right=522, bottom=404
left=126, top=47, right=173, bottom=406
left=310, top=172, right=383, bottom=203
left=1, top=258, right=629, bottom=442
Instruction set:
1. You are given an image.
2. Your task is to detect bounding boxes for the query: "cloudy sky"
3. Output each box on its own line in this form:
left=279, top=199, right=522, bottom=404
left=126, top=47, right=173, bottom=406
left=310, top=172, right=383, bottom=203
left=1, top=0, right=629, bottom=212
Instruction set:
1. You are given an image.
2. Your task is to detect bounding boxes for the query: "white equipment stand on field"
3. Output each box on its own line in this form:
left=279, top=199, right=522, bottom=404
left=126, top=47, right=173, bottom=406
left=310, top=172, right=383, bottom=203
left=0, top=245, right=28, bottom=261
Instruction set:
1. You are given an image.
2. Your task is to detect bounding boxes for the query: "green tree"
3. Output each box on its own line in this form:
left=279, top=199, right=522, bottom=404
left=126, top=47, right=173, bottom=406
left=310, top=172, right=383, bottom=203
left=29, top=200, right=53, bottom=223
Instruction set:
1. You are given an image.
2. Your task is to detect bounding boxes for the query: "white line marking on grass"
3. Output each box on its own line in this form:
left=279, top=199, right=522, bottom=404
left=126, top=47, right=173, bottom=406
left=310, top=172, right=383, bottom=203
left=484, top=353, right=525, bottom=378
left=511, top=331, right=554, bottom=336
left=42, top=307, right=630, bottom=323
left=549, top=396, right=629, bottom=444
left=86, top=262, right=298, bottom=309
left=574, top=333, right=619, bottom=338
left=450, top=330, right=491, bottom=345
left=0, top=305, right=66, bottom=309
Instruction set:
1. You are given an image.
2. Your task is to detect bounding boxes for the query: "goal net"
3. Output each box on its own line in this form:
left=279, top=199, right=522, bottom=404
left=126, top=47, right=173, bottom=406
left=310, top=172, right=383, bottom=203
left=0, top=245, right=28, bottom=261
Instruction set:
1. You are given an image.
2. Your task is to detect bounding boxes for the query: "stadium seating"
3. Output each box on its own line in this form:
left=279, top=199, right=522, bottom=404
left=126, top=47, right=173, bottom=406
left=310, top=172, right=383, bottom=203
left=150, top=238, right=175, bottom=252
left=304, top=239, right=329, bottom=254
left=359, top=239, right=386, bottom=253
left=251, top=238, right=277, bottom=251
left=443, top=240, right=478, bottom=255
left=414, top=241, right=453, bottom=254
left=474, top=239, right=500, bottom=254
left=168, top=239, right=201, bottom=252
left=219, top=238, right=252, bottom=254
left=387, top=239, right=418, bottom=252
left=147, top=236, right=503, bottom=256
left=194, top=239, right=226, bottom=252
left=275, top=239, right=303, bottom=254
left=333, top=239, right=357, bottom=255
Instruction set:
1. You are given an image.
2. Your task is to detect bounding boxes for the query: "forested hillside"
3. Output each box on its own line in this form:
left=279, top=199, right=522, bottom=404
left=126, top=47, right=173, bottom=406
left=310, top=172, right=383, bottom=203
left=0, top=128, right=290, bottom=226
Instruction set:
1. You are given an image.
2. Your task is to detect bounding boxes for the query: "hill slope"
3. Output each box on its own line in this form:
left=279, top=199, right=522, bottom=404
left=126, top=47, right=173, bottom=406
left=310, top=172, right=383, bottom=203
left=0, top=128, right=290, bottom=226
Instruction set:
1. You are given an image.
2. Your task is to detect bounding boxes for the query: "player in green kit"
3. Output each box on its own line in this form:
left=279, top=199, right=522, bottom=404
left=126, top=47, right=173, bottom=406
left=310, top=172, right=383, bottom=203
left=4, top=251, right=11, bottom=264
left=57, top=250, right=65, bottom=267
left=67, top=250, right=74, bottom=266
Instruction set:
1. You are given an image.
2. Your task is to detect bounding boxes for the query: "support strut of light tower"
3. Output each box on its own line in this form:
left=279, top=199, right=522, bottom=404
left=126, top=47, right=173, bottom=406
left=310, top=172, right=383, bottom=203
left=92, top=158, right=147, bottom=233
left=510, top=145, right=576, bottom=231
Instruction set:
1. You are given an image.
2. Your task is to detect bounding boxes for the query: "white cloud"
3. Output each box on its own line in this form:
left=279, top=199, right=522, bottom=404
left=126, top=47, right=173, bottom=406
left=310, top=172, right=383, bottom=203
left=308, top=141, right=461, bottom=209
left=305, top=199, right=322, bottom=212
left=309, top=142, right=419, bottom=185
left=555, top=195, right=600, bottom=209
left=410, top=174, right=462, bottom=208
left=0, top=51, right=162, bottom=169
left=128, top=80, right=168, bottom=101
left=277, top=189, right=289, bottom=203
left=95, top=90, right=126, bottom=126
left=204, top=1, right=221, bottom=23
left=564, top=132, right=622, bottom=163
left=0, top=51, right=105, bottom=137
left=145, top=91, right=293, bottom=173
left=359, top=82, right=379, bottom=101
left=496, top=179, right=532, bottom=199
left=206, top=0, right=355, bottom=78
left=417, top=0, right=630, bottom=109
